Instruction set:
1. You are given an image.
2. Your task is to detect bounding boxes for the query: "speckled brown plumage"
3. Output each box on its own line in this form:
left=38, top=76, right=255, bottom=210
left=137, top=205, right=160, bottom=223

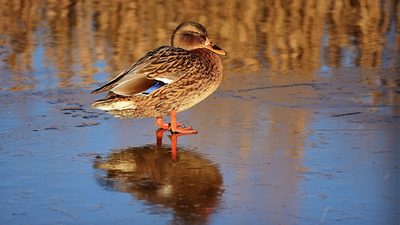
left=91, top=21, right=225, bottom=132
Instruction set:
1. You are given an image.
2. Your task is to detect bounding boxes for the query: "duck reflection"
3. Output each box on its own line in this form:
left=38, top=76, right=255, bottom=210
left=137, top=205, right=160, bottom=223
left=94, top=131, right=223, bottom=225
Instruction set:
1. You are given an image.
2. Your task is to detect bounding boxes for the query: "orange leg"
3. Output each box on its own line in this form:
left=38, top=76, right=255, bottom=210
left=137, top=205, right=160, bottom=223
left=170, top=110, right=198, bottom=134
left=155, top=116, right=183, bottom=129
left=155, top=111, right=198, bottom=134
left=156, top=116, right=169, bottom=130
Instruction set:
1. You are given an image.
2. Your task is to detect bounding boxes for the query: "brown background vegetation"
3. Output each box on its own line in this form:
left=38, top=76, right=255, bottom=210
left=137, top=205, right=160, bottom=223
left=0, top=0, right=398, bottom=91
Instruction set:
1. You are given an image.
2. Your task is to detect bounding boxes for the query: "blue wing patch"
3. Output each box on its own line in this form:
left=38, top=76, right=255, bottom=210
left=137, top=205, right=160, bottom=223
left=142, top=81, right=166, bottom=95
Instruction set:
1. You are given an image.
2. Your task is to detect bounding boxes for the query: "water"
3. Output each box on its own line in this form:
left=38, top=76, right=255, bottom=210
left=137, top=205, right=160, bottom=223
left=0, top=1, right=399, bottom=225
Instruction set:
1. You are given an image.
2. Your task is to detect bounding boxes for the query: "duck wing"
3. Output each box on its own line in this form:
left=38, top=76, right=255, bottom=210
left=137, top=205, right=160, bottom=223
left=91, top=46, right=195, bottom=96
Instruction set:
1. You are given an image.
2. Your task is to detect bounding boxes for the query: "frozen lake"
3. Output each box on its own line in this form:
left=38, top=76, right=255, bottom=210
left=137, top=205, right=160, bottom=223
left=0, top=1, right=399, bottom=224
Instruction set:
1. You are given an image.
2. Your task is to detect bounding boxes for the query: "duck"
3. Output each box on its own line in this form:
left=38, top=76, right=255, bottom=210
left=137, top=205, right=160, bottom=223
left=91, top=21, right=225, bottom=134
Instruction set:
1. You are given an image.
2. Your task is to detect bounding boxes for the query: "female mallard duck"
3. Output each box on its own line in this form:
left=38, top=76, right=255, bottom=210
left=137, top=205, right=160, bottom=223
left=91, top=21, right=225, bottom=134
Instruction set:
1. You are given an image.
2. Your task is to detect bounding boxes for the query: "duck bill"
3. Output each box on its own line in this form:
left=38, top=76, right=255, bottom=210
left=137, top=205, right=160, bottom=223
left=205, top=43, right=226, bottom=56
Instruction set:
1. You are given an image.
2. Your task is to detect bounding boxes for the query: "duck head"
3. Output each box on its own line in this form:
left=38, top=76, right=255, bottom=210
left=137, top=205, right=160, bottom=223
left=171, top=21, right=226, bottom=56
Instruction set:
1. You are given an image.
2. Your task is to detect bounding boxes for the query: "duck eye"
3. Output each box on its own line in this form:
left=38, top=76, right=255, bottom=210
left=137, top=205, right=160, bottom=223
left=182, top=33, right=193, bottom=41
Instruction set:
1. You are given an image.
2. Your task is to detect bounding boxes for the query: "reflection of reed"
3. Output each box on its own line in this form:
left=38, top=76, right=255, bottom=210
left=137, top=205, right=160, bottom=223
left=357, top=0, right=391, bottom=68
left=0, top=0, right=398, bottom=91
left=261, top=1, right=328, bottom=76
left=94, top=144, right=223, bottom=225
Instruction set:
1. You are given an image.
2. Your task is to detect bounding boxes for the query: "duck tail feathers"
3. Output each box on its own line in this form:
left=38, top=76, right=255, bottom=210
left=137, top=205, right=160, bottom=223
left=91, top=97, right=135, bottom=111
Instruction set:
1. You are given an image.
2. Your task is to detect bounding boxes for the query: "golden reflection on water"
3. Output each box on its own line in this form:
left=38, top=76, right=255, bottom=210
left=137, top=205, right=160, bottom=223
left=0, top=0, right=398, bottom=91
left=94, top=144, right=223, bottom=225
